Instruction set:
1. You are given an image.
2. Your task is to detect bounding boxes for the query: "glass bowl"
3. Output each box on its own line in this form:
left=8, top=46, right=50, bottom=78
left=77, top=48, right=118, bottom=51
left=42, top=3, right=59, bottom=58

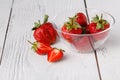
left=52, top=8, right=115, bottom=53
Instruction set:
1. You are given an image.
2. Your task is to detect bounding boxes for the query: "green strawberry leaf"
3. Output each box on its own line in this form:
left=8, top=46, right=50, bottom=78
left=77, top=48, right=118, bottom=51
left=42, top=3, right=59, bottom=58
left=32, top=20, right=41, bottom=30
left=92, top=14, right=109, bottom=30
left=31, top=42, right=38, bottom=51
left=32, top=15, right=49, bottom=30
left=65, top=16, right=81, bottom=31
left=92, top=15, right=99, bottom=23
left=28, top=41, right=38, bottom=52
left=96, top=22, right=103, bottom=30
left=65, top=22, right=71, bottom=30
left=73, top=22, right=81, bottom=30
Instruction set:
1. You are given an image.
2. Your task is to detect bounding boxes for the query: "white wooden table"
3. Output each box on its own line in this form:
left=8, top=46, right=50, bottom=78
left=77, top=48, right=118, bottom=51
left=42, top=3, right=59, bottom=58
left=0, top=0, right=119, bottom=80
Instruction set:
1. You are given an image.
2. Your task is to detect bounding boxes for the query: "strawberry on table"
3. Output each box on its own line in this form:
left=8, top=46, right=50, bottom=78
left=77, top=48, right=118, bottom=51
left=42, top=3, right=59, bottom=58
left=28, top=41, right=52, bottom=55
left=32, top=15, right=58, bottom=45
left=47, top=48, right=64, bottom=62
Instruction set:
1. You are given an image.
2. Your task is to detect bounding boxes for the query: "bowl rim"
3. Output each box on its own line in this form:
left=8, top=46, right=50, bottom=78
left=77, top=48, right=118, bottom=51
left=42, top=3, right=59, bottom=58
left=52, top=8, right=115, bottom=36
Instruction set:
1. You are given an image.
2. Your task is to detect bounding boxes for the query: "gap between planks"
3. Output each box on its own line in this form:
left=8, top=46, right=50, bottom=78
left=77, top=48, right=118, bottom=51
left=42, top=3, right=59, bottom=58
left=0, top=0, right=15, bottom=65
left=83, top=0, right=102, bottom=80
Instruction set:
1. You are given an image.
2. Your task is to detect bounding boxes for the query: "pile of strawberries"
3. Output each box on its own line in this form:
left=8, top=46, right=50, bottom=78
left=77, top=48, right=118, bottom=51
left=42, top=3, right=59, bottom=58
left=61, top=12, right=110, bottom=42
left=29, top=12, right=110, bottom=62
left=29, top=15, right=63, bottom=62
left=61, top=12, right=110, bottom=52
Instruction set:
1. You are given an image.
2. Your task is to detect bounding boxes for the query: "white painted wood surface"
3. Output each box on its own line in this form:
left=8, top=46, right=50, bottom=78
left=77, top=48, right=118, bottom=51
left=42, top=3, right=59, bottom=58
left=87, top=0, right=120, bottom=80
left=0, top=0, right=12, bottom=62
left=0, top=0, right=99, bottom=80
left=0, top=0, right=119, bottom=80
left=0, top=0, right=13, bottom=79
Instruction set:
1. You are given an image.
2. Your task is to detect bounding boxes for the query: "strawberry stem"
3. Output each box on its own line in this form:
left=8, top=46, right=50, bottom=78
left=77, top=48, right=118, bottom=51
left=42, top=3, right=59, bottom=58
left=28, top=41, right=38, bottom=51
left=27, top=40, right=34, bottom=45
left=60, top=49, right=65, bottom=52
left=100, top=14, right=103, bottom=19
left=43, top=15, right=49, bottom=24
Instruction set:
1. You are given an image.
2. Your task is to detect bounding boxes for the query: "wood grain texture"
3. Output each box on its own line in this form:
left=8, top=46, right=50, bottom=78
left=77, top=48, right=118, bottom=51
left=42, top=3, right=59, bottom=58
left=0, top=0, right=100, bottom=80
left=87, top=0, right=120, bottom=80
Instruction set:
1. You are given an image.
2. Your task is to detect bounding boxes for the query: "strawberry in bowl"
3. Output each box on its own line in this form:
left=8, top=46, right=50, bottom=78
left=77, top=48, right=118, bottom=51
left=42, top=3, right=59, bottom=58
left=75, top=12, right=88, bottom=27
left=53, top=8, right=115, bottom=53
left=61, top=15, right=83, bottom=43
left=60, top=12, right=93, bottom=52
left=61, top=12, right=88, bottom=43
left=87, top=14, right=110, bottom=41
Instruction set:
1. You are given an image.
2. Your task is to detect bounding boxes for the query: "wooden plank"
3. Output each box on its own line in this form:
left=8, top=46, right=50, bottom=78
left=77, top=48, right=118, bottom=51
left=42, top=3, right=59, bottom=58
left=0, top=0, right=13, bottom=79
left=45, top=0, right=88, bottom=20
left=86, top=0, right=120, bottom=80
left=1, top=0, right=99, bottom=80
left=0, top=0, right=13, bottom=63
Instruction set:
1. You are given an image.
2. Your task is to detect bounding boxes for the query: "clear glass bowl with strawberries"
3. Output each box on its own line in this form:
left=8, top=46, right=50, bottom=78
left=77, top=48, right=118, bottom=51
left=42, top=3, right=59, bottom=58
left=52, top=8, right=115, bottom=53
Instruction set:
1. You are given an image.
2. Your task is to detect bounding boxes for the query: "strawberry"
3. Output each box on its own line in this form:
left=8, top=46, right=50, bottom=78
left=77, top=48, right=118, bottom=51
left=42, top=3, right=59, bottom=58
left=28, top=41, right=52, bottom=55
left=87, top=14, right=110, bottom=41
left=61, top=17, right=82, bottom=43
left=75, top=12, right=87, bottom=27
left=32, top=15, right=58, bottom=45
left=47, top=48, right=64, bottom=62
left=87, top=14, right=110, bottom=33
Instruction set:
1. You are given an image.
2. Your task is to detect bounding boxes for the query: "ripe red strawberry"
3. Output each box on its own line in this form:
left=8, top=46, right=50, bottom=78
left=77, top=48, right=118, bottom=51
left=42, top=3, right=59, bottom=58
left=47, top=48, right=64, bottom=62
left=87, top=14, right=110, bottom=33
left=61, top=17, right=82, bottom=43
left=28, top=41, right=52, bottom=55
left=32, top=15, right=58, bottom=45
left=75, top=12, right=87, bottom=27
left=87, top=14, right=110, bottom=41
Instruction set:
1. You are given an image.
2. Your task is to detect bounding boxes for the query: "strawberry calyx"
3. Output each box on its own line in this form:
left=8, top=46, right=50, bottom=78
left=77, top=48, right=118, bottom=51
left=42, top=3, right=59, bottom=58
left=91, top=14, right=109, bottom=30
left=32, top=20, right=41, bottom=30
left=64, top=16, right=82, bottom=31
left=28, top=40, right=38, bottom=51
left=32, top=15, right=49, bottom=30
